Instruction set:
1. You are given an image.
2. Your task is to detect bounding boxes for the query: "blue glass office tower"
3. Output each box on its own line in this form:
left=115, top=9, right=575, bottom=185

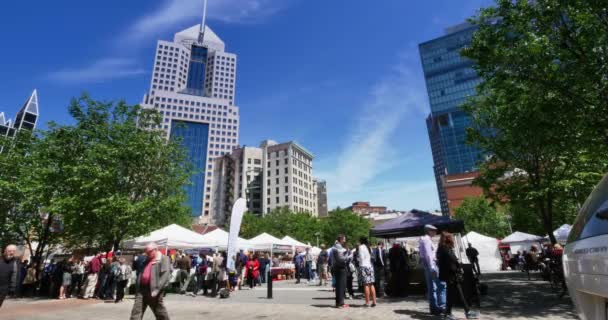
left=419, top=23, right=483, bottom=215
left=171, top=120, right=210, bottom=217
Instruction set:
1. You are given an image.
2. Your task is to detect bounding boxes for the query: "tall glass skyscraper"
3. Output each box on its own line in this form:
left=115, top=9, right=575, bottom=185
left=419, top=23, right=483, bottom=215
left=141, top=23, right=240, bottom=223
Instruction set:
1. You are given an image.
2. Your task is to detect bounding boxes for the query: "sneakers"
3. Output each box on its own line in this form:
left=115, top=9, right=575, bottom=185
left=466, top=310, right=480, bottom=319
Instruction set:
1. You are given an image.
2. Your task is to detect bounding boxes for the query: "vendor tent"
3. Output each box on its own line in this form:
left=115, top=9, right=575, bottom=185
left=501, top=231, right=545, bottom=253
left=370, top=209, right=464, bottom=238
left=281, top=236, right=310, bottom=249
left=463, top=231, right=502, bottom=272
left=553, top=224, right=572, bottom=244
left=199, top=228, right=252, bottom=250
left=123, top=224, right=209, bottom=249
left=248, top=233, right=293, bottom=251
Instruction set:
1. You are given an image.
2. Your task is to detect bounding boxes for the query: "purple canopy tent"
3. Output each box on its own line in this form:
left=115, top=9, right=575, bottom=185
left=370, top=209, right=465, bottom=238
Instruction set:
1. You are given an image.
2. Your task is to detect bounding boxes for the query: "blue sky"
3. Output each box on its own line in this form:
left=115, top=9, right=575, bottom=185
left=0, top=0, right=492, bottom=212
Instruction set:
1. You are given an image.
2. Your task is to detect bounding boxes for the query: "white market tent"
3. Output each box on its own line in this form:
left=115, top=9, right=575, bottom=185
left=463, top=231, right=502, bottom=272
left=199, top=228, right=253, bottom=250
left=552, top=224, right=572, bottom=244
left=123, top=224, right=209, bottom=250
left=281, top=236, right=310, bottom=249
left=248, top=233, right=293, bottom=252
left=501, top=231, right=545, bottom=253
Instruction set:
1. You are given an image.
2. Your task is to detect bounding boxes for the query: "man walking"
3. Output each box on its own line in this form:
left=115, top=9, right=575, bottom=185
left=317, top=245, right=329, bottom=286
left=466, top=243, right=481, bottom=275
left=373, top=241, right=387, bottom=298
left=0, top=244, right=19, bottom=308
left=293, top=250, right=304, bottom=284
left=331, top=235, right=352, bottom=309
left=130, top=243, right=171, bottom=320
left=304, top=247, right=314, bottom=283
left=80, top=253, right=101, bottom=299
left=419, top=224, right=446, bottom=316
left=176, top=253, right=191, bottom=294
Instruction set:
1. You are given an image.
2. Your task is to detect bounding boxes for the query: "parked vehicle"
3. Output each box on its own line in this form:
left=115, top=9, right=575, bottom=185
left=563, top=174, right=608, bottom=320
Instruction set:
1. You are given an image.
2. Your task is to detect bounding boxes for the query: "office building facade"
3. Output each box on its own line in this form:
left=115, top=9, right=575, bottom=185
left=140, top=24, right=239, bottom=222
left=419, top=23, right=483, bottom=215
left=212, top=140, right=319, bottom=225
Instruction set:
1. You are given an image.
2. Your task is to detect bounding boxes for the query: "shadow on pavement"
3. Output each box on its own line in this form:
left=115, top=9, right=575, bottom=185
left=477, top=273, right=577, bottom=319
left=310, top=304, right=335, bottom=308
left=394, top=309, right=436, bottom=320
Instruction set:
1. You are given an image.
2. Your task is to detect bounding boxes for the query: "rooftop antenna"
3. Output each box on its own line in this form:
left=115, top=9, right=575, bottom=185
left=198, top=0, right=208, bottom=44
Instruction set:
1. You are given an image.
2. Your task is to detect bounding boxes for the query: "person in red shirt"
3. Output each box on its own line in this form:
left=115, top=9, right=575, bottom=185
left=130, top=243, right=171, bottom=320
left=246, top=253, right=260, bottom=289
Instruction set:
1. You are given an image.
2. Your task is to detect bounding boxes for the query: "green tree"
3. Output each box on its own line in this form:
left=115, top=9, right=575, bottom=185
left=462, top=0, right=608, bottom=243
left=0, top=130, right=65, bottom=264
left=320, top=208, right=371, bottom=247
left=454, top=196, right=510, bottom=238
left=240, top=207, right=321, bottom=244
left=54, top=94, right=193, bottom=251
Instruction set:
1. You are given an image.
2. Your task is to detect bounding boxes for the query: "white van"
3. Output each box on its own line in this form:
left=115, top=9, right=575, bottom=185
left=563, top=174, right=608, bottom=320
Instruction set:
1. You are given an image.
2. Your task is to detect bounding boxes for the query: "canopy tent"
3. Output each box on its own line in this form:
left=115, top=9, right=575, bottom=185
left=501, top=231, right=545, bottom=253
left=370, top=209, right=465, bottom=238
left=123, top=224, right=210, bottom=250
left=552, top=224, right=572, bottom=244
left=198, top=228, right=253, bottom=250
left=248, top=233, right=293, bottom=251
left=281, top=236, right=310, bottom=249
left=463, top=231, right=502, bottom=272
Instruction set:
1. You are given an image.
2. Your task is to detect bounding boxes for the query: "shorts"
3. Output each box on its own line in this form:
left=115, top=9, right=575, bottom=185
left=320, top=264, right=328, bottom=275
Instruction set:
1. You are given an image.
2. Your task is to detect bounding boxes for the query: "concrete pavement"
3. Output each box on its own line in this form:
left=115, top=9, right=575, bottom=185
left=0, top=272, right=578, bottom=320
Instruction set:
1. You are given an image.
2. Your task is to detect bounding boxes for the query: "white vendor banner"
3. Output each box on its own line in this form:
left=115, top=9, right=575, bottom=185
left=227, top=198, right=247, bottom=271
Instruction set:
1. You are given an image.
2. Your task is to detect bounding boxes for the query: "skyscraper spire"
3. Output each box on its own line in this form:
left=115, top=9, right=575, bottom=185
left=198, top=0, right=208, bottom=44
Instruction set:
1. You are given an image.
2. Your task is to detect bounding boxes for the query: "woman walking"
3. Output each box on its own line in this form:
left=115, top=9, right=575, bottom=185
left=436, top=232, right=479, bottom=320
left=246, top=253, right=260, bottom=289
left=22, top=262, right=38, bottom=297
left=357, top=237, right=377, bottom=307
left=59, top=261, right=72, bottom=299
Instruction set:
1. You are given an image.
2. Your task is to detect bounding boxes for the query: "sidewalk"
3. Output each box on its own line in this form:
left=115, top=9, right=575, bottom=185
left=0, top=272, right=578, bottom=320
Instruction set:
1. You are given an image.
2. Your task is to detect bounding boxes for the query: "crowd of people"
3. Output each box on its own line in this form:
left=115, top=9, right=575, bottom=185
left=1, top=224, right=484, bottom=320
left=325, top=225, right=480, bottom=319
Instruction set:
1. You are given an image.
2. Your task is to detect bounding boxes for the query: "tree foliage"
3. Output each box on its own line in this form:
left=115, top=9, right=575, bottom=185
left=0, top=94, right=193, bottom=256
left=462, top=0, right=608, bottom=243
left=454, top=196, right=510, bottom=238
left=240, top=207, right=371, bottom=247
left=56, top=94, right=193, bottom=251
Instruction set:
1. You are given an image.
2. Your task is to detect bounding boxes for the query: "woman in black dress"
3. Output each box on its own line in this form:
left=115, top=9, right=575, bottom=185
left=436, top=232, right=478, bottom=320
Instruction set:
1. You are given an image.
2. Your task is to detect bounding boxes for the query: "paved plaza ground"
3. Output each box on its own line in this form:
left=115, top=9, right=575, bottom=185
left=0, top=272, right=578, bottom=320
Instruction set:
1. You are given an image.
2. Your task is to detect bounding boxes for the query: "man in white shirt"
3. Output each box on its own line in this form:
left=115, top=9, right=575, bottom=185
left=419, top=224, right=446, bottom=316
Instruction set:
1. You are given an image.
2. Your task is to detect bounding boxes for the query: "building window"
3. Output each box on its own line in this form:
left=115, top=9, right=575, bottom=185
left=285, top=195, right=289, bottom=202
left=285, top=177, right=288, bottom=183
left=285, top=186, right=288, bottom=192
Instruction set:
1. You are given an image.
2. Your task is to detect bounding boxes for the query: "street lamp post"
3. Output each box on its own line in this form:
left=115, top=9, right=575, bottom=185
left=505, top=214, right=513, bottom=234
left=314, top=232, right=320, bottom=247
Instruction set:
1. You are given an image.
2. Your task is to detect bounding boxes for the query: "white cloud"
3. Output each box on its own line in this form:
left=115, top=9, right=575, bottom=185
left=124, top=0, right=286, bottom=45
left=316, top=61, right=428, bottom=194
left=315, top=51, right=438, bottom=210
left=47, top=58, right=145, bottom=84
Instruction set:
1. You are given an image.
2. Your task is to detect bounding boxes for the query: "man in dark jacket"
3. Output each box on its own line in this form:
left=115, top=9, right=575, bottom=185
left=0, top=244, right=19, bottom=308
left=466, top=244, right=480, bottom=275
left=373, top=241, right=387, bottom=298
left=130, top=243, right=171, bottom=320
left=331, top=235, right=352, bottom=308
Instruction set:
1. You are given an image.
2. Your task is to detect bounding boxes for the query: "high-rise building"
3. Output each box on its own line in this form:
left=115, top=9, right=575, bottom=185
left=419, top=23, right=483, bottom=215
left=315, top=179, right=328, bottom=217
left=212, top=140, right=319, bottom=224
left=1, top=89, right=39, bottom=138
left=140, top=22, right=240, bottom=222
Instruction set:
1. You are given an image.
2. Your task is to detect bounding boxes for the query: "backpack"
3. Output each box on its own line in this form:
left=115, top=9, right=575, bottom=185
left=198, top=260, right=208, bottom=274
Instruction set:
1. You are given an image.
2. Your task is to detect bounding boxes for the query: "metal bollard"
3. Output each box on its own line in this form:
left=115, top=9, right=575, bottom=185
left=267, top=265, right=273, bottom=299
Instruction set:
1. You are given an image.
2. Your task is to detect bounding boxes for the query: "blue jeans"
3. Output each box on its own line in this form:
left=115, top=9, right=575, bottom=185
left=305, top=261, right=313, bottom=281
left=423, top=267, right=446, bottom=314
